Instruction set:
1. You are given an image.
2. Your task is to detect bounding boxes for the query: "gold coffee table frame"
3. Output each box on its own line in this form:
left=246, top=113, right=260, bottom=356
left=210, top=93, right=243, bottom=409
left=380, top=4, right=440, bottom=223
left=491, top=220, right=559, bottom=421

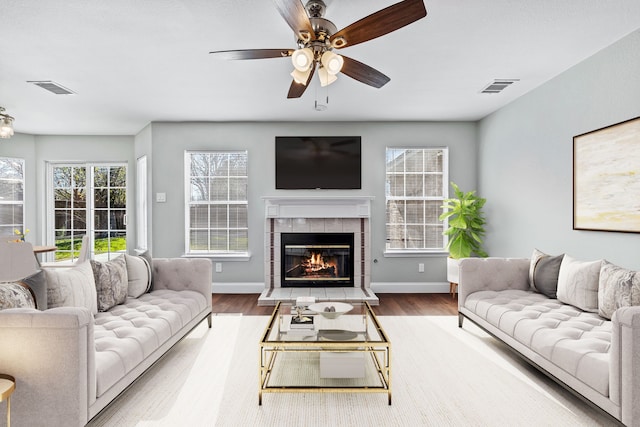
left=259, top=301, right=391, bottom=405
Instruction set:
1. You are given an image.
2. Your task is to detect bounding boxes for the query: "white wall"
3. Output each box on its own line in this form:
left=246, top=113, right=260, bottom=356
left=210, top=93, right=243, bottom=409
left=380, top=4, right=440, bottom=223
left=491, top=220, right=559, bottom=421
left=478, top=29, right=640, bottom=269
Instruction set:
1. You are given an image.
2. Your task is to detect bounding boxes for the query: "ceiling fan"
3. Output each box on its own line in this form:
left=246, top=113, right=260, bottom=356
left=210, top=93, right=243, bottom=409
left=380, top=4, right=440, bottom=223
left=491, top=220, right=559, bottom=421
left=210, top=0, right=427, bottom=99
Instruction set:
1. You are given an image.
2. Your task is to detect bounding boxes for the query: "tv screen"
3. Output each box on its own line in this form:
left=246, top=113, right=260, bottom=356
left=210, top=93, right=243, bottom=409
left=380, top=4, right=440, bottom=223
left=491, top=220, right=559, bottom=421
left=275, top=136, right=362, bottom=189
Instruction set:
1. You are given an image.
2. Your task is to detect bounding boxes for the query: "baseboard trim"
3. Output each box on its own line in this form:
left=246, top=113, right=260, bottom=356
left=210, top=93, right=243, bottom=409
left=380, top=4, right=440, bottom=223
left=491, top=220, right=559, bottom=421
left=211, top=282, right=265, bottom=294
left=211, top=282, right=451, bottom=294
left=371, top=282, right=450, bottom=293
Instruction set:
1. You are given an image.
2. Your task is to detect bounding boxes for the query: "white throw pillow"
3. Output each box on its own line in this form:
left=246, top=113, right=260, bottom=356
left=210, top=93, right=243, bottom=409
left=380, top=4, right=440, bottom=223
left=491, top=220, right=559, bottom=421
left=125, top=254, right=151, bottom=298
left=44, top=261, right=98, bottom=315
left=556, top=255, right=602, bottom=313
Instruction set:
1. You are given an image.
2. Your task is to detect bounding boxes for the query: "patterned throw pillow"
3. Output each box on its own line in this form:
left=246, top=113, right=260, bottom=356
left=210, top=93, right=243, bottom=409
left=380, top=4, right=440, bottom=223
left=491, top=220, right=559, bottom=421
left=0, top=283, right=36, bottom=309
left=91, top=255, right=128, bottom=312
left=529, top=249, right=564, bottom=298
left=598, top=260, right=640, bottom=320
left=45, top=261, right=98, bottom=314
left=556, top=255, right=602, bottom=313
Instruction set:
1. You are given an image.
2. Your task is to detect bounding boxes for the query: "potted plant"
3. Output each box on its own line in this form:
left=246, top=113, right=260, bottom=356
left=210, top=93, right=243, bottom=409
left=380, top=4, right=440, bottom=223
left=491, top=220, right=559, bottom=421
left=440, top=182, right=488, bottom=287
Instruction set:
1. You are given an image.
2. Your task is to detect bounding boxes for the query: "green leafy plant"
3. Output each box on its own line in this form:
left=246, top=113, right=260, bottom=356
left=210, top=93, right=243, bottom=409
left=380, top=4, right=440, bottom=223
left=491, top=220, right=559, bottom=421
left=440, top=182, right=488, bottom=259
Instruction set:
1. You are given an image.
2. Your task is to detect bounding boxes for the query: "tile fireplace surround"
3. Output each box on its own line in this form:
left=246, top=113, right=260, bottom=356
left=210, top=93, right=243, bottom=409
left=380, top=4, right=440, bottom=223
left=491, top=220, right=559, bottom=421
left=258, top=197, right=379, bottom=306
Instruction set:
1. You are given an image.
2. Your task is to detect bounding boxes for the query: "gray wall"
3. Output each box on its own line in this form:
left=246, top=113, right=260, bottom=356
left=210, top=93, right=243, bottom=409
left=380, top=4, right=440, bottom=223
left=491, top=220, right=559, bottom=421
left=147, top=121, right=477, bottom=286
left=0, top=135, right=136, bottom=249
left=478, top=29, right=640, bottom=269
left=0, top=133, right=37, bottom=242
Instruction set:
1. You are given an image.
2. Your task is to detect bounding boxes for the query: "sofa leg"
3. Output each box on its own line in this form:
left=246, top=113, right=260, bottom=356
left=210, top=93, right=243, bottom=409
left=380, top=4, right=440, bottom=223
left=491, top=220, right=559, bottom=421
left=458, top=313, right=464, bottom=328
left=207, top=313, right=212, bottom=328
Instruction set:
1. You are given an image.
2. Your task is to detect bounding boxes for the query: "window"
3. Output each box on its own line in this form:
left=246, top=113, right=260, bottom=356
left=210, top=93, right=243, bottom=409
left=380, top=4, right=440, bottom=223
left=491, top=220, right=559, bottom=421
left=0, top=157, right=25, bottom=237
left=385, top=147, right=448, bottom=253
left=185, top=151, right=248, bottom=255
left=48, top=163, right=127, bottom=262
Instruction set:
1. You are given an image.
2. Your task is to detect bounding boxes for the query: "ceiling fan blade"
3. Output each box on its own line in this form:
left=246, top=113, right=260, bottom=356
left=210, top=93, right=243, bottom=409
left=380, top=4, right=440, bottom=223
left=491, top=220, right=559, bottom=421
left=330, top=0, right=426, bottom=49
left=209, top=49, right=293, bottom=60
left=287, top=65, right=316, bottom=98
left=273, top=0, right=315, bottom=41
left=340, top=56, right=390, bottom=88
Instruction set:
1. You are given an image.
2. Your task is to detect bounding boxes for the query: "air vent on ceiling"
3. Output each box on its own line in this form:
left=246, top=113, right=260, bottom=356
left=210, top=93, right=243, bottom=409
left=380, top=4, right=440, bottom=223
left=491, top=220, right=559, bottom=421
left=480, top=79, right=519, bottom=94
left=27, top=80, right=76, bottom=95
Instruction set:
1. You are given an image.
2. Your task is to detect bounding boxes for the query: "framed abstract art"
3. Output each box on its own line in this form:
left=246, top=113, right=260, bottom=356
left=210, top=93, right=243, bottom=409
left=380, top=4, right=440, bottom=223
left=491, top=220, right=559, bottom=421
left=573, top=116, right=640, bottom=232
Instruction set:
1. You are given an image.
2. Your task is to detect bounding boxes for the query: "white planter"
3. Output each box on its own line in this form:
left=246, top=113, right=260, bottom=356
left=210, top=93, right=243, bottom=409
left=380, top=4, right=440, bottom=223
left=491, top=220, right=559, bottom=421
left=447, top=257, right=461, bottom=284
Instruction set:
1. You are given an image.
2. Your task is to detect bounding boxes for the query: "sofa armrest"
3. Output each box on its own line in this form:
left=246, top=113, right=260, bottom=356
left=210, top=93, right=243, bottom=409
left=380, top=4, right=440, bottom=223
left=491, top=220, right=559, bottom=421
left=611, top=306, right=640, bottom=426
left=0, top=307, right=94, bottom=427
left=152, top=258, right=212, bottom=305
left=458, top=257, right=530, bottom=309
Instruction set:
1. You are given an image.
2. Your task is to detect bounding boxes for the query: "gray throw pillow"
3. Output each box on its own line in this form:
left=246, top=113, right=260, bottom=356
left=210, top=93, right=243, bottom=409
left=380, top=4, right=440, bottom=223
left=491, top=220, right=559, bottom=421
left=20, top=270, right=47, bottom=310
left=598, top=260, right=640, bottom=320
left=91, top=255, right=128, bottom=312
left=556, top=255, right=602, bottom=312
left=529, top=249, right=564, bottom=298
left=44, top=261, right=98, bottom=314
left=0, top=283, right=36, bottom=309
left=124, top=254, right=151, bottom=298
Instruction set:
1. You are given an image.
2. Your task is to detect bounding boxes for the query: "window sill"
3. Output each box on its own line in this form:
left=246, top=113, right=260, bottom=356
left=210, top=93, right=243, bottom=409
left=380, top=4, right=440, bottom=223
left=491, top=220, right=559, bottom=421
left=182, top=252, right=251, bottom=262
left=383, top=250, right=449, bottom=258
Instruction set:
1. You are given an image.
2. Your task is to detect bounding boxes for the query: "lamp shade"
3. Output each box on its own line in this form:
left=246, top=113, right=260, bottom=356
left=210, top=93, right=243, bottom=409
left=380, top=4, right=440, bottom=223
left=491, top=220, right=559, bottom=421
left=291, top=67, right=312, bottom=85
left=318, top=67, right=338, bottom=87
left=291, top=48, right=314, bottom=72
left=321, top=51, right=344, bottom=75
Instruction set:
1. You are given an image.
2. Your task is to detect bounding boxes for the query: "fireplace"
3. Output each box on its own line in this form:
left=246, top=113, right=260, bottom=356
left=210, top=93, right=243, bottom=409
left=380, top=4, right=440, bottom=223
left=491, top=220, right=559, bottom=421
left=280, top=232, right=354, bottom=288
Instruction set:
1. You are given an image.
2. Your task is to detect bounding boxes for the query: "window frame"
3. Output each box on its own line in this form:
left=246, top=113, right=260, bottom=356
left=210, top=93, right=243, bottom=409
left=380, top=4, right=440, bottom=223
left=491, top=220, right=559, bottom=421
left=0, top=156, right=25, bottom=237
left=384, top=146, right=449, bottom=257
left=46, top=161, right=129, bottom=263
left=184, top=150, right=250, bottom=260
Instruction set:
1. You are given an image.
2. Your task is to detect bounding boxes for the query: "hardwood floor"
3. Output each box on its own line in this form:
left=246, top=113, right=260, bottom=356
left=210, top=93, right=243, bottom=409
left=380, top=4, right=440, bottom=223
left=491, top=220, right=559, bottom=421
left=212, top=293, right=458, bottom=316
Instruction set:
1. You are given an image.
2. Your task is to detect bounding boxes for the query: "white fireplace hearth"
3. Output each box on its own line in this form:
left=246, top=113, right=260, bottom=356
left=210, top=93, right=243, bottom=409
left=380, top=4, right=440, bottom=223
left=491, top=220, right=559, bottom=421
left=258, top=197, right=378, bottom=306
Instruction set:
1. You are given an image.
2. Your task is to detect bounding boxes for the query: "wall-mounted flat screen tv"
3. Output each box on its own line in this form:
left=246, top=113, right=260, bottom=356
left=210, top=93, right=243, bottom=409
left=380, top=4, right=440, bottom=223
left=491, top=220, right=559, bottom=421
left=275, top=136, right=362, bottom=189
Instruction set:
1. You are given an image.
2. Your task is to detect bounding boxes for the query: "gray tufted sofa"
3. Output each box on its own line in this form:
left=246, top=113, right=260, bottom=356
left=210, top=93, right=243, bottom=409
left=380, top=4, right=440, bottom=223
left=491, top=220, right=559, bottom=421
left=458, top=257, right=640, bottom=426
left=0, top=257, right=212, bottom=427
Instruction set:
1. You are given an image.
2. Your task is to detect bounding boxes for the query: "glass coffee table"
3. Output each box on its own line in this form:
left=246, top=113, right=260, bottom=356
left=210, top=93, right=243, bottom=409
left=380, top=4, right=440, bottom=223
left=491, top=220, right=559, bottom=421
left=259, top=301, right=391, bottom=405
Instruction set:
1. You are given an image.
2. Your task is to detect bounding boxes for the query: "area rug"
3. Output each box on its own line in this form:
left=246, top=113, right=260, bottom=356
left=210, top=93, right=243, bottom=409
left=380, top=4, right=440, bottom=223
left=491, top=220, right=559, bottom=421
left=88, top=315, right=617, bottom=426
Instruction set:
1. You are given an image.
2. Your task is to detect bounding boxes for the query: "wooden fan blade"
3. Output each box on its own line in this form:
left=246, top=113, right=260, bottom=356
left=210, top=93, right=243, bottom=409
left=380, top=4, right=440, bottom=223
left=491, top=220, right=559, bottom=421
left=340, top=56, right=390, bottom=88
left=287, top=65, right=316, bottom=98
left=273, top=0, right=315, bottom=41
left=330, top=0, right=426, bottom=49
left=209, top=49, right=293, bottom=60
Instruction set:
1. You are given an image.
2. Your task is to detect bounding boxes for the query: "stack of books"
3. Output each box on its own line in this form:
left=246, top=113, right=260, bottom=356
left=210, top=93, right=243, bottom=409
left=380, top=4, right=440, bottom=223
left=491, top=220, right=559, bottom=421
left=290, top=315, right=314, bottom=329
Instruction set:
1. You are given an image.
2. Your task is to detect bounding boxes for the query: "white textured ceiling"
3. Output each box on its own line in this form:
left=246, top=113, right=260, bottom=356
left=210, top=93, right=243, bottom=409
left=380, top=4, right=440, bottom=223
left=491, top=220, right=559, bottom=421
left=2, top=0, right=640, bottom=136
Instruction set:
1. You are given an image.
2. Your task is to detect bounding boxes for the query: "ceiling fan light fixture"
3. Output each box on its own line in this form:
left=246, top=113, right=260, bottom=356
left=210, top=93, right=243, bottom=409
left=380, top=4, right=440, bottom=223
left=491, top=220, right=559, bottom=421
left=320, top=51, right=343, bottom=75
left=0, top=107, right=14, bottom=139
left=318, top=66, right=337, bottom=87
left=291, top=67, right=312, bottom=85
left=291, top=48, right=314, bottom=71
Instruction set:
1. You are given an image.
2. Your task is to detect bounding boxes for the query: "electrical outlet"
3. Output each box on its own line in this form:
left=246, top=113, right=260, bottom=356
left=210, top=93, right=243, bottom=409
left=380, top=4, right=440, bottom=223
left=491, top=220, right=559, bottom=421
left=418, top=263, right=425, bottom=273
left=215, top=263, right=222, bottom=273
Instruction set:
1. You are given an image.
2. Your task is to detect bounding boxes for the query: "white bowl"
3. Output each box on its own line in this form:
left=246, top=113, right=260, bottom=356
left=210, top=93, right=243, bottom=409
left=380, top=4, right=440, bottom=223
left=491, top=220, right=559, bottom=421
left=308, top=302, right=353, bottom=319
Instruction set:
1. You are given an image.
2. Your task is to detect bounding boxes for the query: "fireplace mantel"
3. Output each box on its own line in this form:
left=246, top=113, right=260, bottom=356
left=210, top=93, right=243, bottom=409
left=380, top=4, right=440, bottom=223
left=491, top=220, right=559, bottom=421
left=263, top=196, right=373, bottom=219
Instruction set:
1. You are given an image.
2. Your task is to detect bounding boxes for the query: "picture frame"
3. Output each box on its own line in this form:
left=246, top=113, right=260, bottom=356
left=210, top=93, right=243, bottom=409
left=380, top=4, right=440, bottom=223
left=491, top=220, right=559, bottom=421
left=573, top=116, right=640, bottom=233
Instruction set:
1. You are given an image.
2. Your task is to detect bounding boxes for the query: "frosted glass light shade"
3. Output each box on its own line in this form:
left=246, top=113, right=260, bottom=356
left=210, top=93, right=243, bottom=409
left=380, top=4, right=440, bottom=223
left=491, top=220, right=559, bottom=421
left=0, top=118, right=13, bottom=139
left=291, top=48, right=313, bottom=72
left=291, top=68, right=312, bottom=85
left=318, top=67, right=337, bottom=87
left=321, top=51, right=343, bottom=75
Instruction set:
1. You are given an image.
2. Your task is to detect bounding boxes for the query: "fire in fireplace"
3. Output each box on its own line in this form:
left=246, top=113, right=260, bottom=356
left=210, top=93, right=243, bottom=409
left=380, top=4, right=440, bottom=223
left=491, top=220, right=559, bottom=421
left=280, top=232, right=354, bottom=287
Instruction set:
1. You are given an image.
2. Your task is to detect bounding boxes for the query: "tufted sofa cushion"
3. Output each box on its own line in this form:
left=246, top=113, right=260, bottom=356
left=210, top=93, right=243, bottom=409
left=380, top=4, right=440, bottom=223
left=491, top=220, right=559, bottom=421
left=465, top=289, right=611, bottom=396
left=93, top=288, right=207, bottom=397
